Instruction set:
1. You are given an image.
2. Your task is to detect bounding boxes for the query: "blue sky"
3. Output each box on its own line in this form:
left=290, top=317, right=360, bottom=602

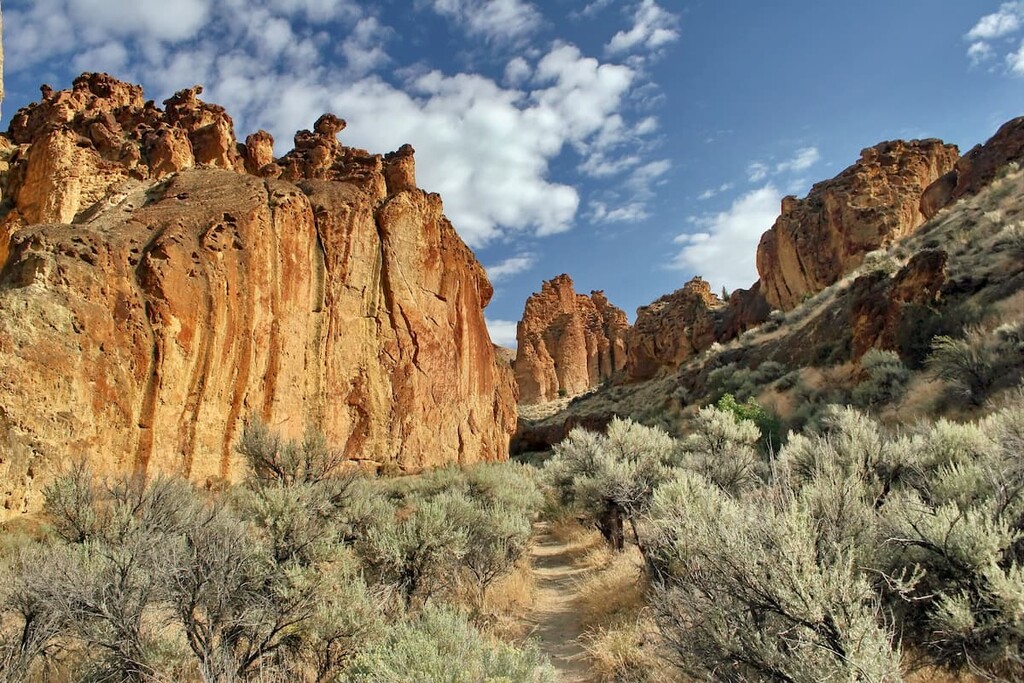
left=4, top=1, right=1024, bottom=347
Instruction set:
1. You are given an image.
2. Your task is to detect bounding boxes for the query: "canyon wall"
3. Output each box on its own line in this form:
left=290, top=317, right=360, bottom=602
left=0, top=74, right=516, bottom=517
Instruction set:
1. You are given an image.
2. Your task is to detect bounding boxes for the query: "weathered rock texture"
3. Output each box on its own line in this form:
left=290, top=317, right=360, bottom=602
left=626, top=277, right=726, bottom=381
left=921, top=117, right=1024, bottom=219
left=0, top=74, right=516, bottom=518
left=848, top=249, right=949, bottom=359
left=514, top=275, right=629, bottom=404
left=756, top=139, right=959, bottom=311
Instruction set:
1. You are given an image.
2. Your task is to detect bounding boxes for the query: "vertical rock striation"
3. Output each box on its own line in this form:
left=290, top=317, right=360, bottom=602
left=0, top=74, right=516, bottom=518
left=514, top=275, right=629, bottom=404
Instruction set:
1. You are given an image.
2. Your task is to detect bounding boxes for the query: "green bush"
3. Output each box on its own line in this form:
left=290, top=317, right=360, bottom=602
left=680, top=403, right=763, bottom=495
left=715, top=393, right=782, bottom=453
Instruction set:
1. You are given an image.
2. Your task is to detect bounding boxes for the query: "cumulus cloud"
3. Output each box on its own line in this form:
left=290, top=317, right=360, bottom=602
left=670, top=184, right=782, bottom=292
left=5, top=1, right=667, bottom=249
left=967, top=2, right=1023, bottom=40
left=589, top=201, right=649, bottom=224
left=964, top=2, right=1024, bottom=72
left=485, top=319, right=520, bottom=348
left=606, top=0, right=680, bottom=55
left=486, top=253, right=537, bottom=282
left=429, top=0, right=542, bottom=42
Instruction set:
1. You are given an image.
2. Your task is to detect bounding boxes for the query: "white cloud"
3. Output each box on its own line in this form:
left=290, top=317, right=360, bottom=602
left=6, top=1, right=665, bottom=249
left=430, top=0, right=542, bottom=42
left=341, top=17, right=391, bottom=76
left=486, top=318, right=520, bottom=348
left=607, top=0, right=680, bottom=55
left=504, top=57, right=532, bottom=85
left=747, top=162, right=769, bottom=183
left=964, top=3, right=1024, bottom=72
left=697, top=182, right=734, bottom=201
left=1008, top=40, right=1024, bottom=74
left=968, top=41, right=995, bottom=65
left=589, top=201, right=649, bottom=224
left=670, top=184, right=782, bottom=292
left=486, top=253, right=537, bottom=282
left=967, top=2, right=1023, bottom=40
left=775, top=146, right=820, bottom=174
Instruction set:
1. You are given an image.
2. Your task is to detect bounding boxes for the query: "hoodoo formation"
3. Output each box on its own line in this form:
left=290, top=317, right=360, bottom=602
left=0, top=74, right=517, bottom=517
left=513, top=274, right=630, bottom=404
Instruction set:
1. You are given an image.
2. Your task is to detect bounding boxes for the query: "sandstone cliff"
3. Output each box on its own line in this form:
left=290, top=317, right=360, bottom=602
left=514, top=274, right=629, bottom=404
left=756, top=139, right=959, bottom=311
left=0, top=74, right=516, bottom=518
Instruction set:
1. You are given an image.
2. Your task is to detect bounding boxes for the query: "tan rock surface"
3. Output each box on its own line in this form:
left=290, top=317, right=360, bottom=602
left=514, top=275, right=629, bottom=405
left=625, top=277, right=725, bottom=381
left=921, top=116, right=1024, bottom=219
left=0, top=75, right=516, bottom=518
left=756, top=139, right=959, bottom=311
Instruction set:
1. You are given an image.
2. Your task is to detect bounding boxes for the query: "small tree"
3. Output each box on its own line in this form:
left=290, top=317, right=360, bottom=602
left=545, top=418, right=677, bottom=550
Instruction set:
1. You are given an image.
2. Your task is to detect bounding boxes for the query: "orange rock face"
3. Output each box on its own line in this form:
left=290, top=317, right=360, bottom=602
left=0, top=75, right=516, bottom=517
left=922, top=116, right=1024, bottom=219
left=625, top=277, right=726, bottom=381
left=514, top=275, right=629, bottom=404
left=756, top=139, right=959, bottom=311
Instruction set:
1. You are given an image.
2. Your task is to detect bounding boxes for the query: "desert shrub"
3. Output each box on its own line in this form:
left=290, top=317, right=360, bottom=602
left=583, top=618, right=669, bottom=683
left=999, top=221, right=1024, bottom=256
left=236, top=418, right=350, bottom=487
left=545, top=418, right=677, bottom=550
left=357, top=492, right=471, bottom=606
left=715, top=393, right=782, bottom=453
left=927, top=328, right=1000, bottom=405
left=706, top=361, right=788, bottom=403
left=853, top=348, right=911, bottom=409
left=345, top=605, right=555, bottom=682
left=875, top=400, right=1024, bottom=676
left=897, top=301, right=987, bottom=369
left=646, top=471, right=903, bottom=682
left=679, top=403, right=763, bottom=495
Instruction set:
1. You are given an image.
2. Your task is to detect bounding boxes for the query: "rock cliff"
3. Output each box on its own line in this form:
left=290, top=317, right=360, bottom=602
left=756, top=139, right=959, bottom=311
left=626, top=277, right=726, bottom=381
left=921, top=117, right=1024, bottom=219
left=0, top=74, right=516, bottom=518
left=514, top=275, right=629, bottom=404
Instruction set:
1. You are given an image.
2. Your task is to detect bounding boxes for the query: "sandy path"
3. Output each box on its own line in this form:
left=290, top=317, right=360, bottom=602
left=526, top=523, right=593, bottom=682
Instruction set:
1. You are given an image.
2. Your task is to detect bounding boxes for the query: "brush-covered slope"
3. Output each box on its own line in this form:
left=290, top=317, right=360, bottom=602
left=514, top=126, right=1024, bottom=454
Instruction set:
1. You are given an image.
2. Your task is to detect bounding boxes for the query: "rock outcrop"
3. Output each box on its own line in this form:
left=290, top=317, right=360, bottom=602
left=0, top=74, right=516, bottom=518
left=626, top=277, right=726, bottom=381
left=848, top=249, right=949, bottom=359
left=921, top=117, right=1024, bottom=219
left=756, top=139, right=959, bottom=311
left=514, top=275, right=629, bottom=404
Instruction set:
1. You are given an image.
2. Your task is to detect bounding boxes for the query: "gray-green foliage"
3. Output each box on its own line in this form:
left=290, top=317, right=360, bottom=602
left=853, top=349, right=911, bottom=409
left=648, top=472, right=902, bottom=682
left=639, top=390, right=1024, bottom=681
left=345, top=605, right=555, bottom=683
left=679, top=404, right=763, bottom=495
left=545, top=417, right=677, bottom=549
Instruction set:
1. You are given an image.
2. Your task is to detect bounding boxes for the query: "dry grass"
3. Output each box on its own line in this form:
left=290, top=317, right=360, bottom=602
left=575, top=547, right=647, bottom=632
left=479, top=558, right=537, bottom=640
left=582, top=616, right=680, bottom=683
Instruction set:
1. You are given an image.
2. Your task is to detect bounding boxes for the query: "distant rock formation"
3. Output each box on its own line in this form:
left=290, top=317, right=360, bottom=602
left=922, top=116, right=1024, bottom=219
left=514, top=274, right=629, bottom=404
left=626, top=277, right=725, bottom=381
left=0, top=74, right=516, bottom=518
left=756, top=139, right=959, bottom=311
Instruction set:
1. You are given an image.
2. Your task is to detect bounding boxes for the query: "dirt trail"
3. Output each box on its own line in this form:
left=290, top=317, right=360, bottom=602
left=526, top=523, right=593, bottom=682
